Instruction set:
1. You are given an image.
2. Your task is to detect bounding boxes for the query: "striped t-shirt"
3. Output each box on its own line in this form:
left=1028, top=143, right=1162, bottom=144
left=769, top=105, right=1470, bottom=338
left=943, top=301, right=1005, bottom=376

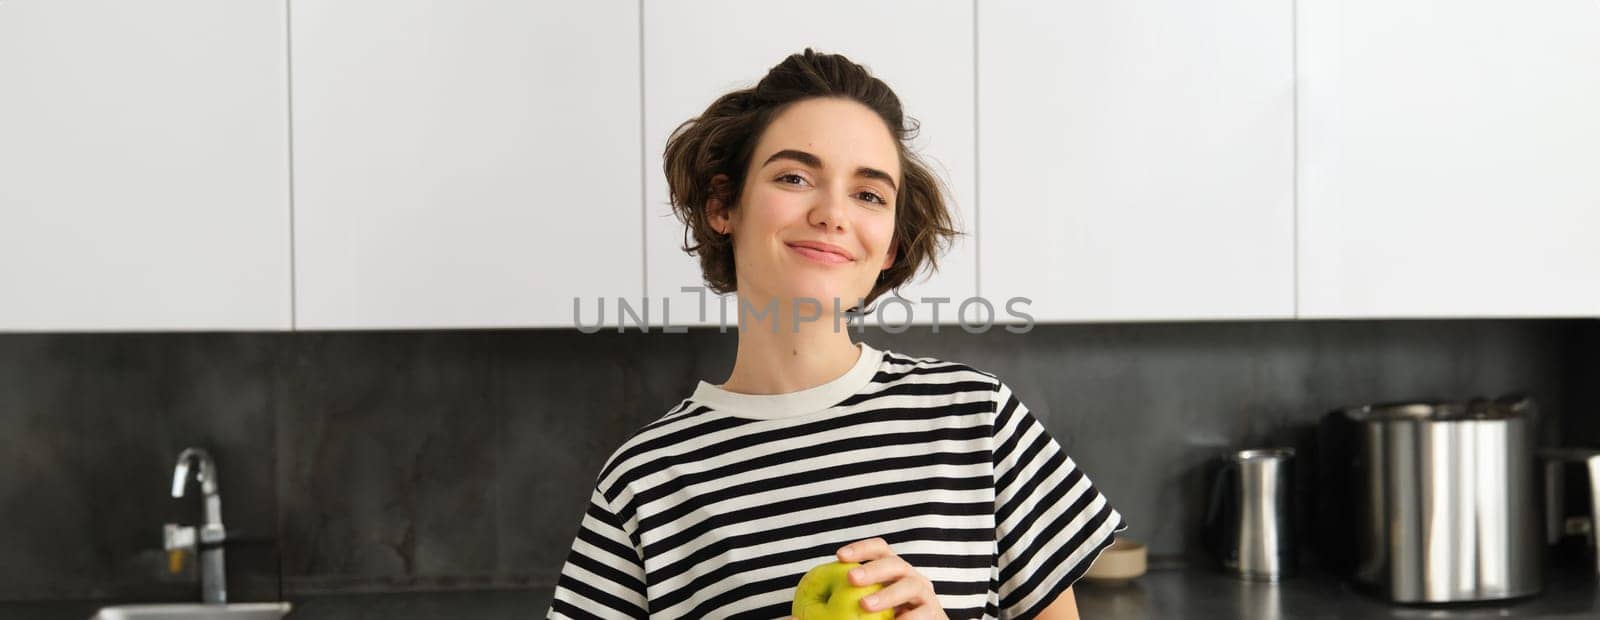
left=548, top=340, right=1126, bottom=620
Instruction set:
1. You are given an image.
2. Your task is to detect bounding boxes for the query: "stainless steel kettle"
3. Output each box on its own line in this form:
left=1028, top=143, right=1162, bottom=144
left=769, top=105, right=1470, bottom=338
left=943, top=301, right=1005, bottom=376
left=1204, top=448, right=1296, bottom=581
left=1540, top=447, right=1600, bottom=574
left=1319, top=394, right=1541, bottom=603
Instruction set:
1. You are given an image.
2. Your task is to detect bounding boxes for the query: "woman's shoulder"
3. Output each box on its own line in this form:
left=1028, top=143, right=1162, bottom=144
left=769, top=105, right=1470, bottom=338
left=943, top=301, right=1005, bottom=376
left=872, top=346, right=1043, bottom=409
left=873, top=346, right=1004, bottom=390
left=589, top=396, right=716, bottom=494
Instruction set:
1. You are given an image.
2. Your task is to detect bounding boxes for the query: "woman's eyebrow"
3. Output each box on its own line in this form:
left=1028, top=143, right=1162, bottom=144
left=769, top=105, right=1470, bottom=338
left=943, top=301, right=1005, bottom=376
left=762, top=148, right=897, bottom=193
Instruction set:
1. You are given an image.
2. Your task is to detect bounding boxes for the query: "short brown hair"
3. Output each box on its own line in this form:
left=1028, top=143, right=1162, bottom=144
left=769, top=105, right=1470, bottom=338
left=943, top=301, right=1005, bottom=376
left=662, top=48, right=961, bottom=311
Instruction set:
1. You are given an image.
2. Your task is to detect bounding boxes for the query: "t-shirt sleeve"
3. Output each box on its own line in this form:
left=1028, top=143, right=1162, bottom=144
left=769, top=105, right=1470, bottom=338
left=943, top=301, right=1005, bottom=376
left=991, top=380, right=1127, bottom=619
left=547, top=485, right=650, bottom=619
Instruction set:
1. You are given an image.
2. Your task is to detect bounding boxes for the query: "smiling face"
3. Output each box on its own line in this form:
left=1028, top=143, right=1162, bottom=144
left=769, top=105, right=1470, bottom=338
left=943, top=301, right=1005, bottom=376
left=708, top=97, right=900, bottom=312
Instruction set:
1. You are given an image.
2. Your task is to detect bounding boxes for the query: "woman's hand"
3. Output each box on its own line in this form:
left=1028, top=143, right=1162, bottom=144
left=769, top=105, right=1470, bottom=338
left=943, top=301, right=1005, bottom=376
left=835, top=536, right=949, bottom=619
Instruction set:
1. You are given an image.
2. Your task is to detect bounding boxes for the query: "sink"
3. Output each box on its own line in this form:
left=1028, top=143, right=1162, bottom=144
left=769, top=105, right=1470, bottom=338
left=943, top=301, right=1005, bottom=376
left=91, top=602, right=292, bottom=620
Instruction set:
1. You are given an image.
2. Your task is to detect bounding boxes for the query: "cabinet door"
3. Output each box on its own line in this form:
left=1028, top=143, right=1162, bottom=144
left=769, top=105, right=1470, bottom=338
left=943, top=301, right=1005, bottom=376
left=292, top=0, right=641, bottom=329
left=979, top=0, right=1296, bottom=323
left=0, top=0, right=291, bottom=331
left=1298, top=0, right=1600, bottom=318
left=642, top=0, right=976, bottom=329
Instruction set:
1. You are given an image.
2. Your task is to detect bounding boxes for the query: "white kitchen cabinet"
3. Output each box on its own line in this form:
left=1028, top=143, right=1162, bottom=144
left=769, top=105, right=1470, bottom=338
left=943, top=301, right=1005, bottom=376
left=0, top=0, right=291, bottom=331
left=641, top=0, right=977, bottom=328
left=291, top=0, right=641, bottom=329
left=979, top=0, right=1297, bottom=324
left=1297, top=0, right=1600, bottom=318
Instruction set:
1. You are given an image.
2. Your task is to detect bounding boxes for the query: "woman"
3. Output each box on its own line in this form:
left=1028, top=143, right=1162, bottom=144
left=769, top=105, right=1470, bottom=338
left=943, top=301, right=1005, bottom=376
left=550, top=49, right=1124, bottom=620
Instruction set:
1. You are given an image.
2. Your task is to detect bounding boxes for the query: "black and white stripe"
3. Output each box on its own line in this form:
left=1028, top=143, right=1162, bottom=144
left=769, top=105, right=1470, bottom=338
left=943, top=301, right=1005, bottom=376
left=549, top=344, right=1125, bottom=619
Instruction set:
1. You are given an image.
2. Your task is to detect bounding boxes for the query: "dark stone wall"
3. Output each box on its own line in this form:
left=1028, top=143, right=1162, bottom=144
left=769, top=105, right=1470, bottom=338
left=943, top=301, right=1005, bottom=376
left=0, top=319, right=1593, bottom=604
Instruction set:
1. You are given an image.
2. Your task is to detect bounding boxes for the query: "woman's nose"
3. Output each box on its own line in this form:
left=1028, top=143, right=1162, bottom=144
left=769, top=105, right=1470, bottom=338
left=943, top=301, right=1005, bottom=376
left=808, top=189, right=848, bottom=231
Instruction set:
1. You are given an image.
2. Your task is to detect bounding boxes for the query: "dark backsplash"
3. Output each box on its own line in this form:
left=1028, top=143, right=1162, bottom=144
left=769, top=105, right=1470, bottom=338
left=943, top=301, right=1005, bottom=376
left=1, top=319, right=1595, bottom=603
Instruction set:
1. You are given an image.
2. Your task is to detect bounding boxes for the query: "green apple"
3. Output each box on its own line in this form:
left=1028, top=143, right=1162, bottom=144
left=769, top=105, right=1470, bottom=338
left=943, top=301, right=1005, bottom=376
left=792, top=560, right=894, bottom=620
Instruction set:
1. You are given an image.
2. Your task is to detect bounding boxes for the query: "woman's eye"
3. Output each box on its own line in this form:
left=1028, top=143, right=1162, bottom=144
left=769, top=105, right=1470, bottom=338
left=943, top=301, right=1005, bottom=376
left=775, top=174, right=886, bottom=206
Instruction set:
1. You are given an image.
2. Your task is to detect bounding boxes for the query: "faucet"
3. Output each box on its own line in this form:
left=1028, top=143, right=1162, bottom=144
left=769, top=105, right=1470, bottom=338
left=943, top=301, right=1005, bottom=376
left=165, top=447, right=228, bottom=604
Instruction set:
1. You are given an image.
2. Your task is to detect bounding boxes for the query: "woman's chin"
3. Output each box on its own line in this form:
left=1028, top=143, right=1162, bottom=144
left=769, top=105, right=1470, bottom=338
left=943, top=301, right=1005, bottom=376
left=746, top=271, right=868, bottom=314
left=779, top=284, right=856, bottom=311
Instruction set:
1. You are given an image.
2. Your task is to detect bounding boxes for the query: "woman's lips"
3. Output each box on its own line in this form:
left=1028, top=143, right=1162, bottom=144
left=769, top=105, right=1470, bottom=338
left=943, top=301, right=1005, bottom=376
left=787, top=243, right=854, bottom=265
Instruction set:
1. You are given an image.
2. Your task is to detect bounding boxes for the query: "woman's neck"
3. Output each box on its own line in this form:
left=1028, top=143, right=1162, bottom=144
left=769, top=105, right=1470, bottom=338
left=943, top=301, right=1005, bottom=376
left=719, top=294, right=862, bottom=395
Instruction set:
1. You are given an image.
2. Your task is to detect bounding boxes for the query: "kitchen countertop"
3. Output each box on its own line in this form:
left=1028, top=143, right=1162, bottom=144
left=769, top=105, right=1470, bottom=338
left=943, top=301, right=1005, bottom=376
left=1075, top=564, right=1600, bottom=619
left=3, top=566, right=1595, bottom=619
left=0, top=589, right=551, bottom=620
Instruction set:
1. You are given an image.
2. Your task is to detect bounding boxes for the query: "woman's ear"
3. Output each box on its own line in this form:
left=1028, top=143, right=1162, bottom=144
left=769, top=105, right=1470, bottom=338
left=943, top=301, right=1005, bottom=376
left=706, top=173, right=733, bottom=235
left=880, top=245, right=897, bottom=271
left=708, top=198, right=731, bottom=235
